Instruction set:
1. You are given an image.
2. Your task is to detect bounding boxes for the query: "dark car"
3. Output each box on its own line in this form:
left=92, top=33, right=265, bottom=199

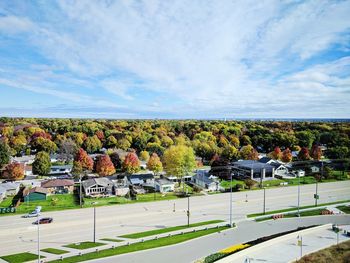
left=33, top=217, right=53, bottom=224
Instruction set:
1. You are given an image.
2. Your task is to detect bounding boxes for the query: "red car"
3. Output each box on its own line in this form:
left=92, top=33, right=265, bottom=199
left=33, top=217, right=53, bottom=224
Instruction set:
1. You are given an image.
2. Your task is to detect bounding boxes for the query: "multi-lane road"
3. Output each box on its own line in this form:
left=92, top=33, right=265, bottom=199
left=0, top=181, right=349, bottom=256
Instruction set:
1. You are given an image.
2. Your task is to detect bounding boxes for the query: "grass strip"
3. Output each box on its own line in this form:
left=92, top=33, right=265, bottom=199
left=0, top=252, right=44, bottom=263
left=64, top=242, right=105, bottom=250
left=255, top=209, right=326, bottom=222
left=41, top=248, right=69, bottom=255
left=119, top=219, right=224, bottom=239
left=50, top=226, right=229, bottom=263
left=337, top=205, right=350, bottom=214
left=100, top=238, right=124, bottom=242
left=248, top=200, right=350, bottom=218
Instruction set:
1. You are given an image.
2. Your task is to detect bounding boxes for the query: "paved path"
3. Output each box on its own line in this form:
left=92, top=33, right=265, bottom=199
left=0, top=181, right=349, bottom=256
left=217, top=224, right=350, bottom=263
left=85, top=215, right=350, bottom=263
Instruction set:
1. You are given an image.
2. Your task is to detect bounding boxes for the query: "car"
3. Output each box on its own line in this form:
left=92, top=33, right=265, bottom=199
left=22, top=211, right=40, bottom=218
left=33, top=217, right=53, bottom=224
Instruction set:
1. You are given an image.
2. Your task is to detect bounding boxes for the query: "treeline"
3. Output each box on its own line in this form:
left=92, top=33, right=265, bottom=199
left=0, top=118, right=349, bottom=164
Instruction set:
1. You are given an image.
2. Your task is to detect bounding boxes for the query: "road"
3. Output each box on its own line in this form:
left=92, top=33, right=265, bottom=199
left=88, top=215, right=350, bottom=263
left=0, top=181, right=349, bottom=256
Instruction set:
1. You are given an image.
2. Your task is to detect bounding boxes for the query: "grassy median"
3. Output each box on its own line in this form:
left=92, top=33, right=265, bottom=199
left=49, top=226, right=230, bottom=263
left=64, top=242, right=105, bottom=250
left=0, top=252, right=44, bottom=263
left=119, top=219, right=225, bottom=238
left=41, top=248, right=69, bottom=255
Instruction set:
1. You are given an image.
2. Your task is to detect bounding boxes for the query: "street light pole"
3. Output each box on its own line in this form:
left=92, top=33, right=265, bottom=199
left=229, top=173, right=233, bottom=227
left=263, top=187, right=266, bottom=215
left=297, top=175, right=300, bottom=217
left=79, top=173, right=82, bottom=208
left=315, top=180, right=318, bottom=207
left=92, top=202, right=98, bottom=243
left=37, top=214, right=40, bottom=263
left=187, top=196, right=190, bottom=227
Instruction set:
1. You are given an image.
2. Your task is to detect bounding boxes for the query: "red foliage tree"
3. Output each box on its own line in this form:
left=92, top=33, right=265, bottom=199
left=94, top=154, right=115, bottom=176
left=95, top=130, right=105, bottom=142
left=122, top=152, right=140, bottom=174
left=74, top=148, right=93, bottom=170
left=281, top=148, right=293, bottom=163
left=2, top=162, right=24, bottom=180
left=31, top=131, right=52, bottom=141
left=310, top=144, right=322, bottom=160
left=298, top=147, right=311, bottom=161
left=270, top=147, right=282, bottom=160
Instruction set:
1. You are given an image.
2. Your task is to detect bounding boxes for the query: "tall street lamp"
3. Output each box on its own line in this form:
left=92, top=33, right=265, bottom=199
left=187, top=195, right=190, bottom=227
left=229, top=173, right=233, bottom=227
left=37, top=213, right=40, bottom=263
left=92, top=202, right=98, bottom=243
left=297, top=174, right=301, bottom=217
left=263, top=187, right=266, bottom=215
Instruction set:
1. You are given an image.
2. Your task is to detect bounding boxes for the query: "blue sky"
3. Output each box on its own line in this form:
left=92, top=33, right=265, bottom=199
left=0, top=0, right=350, bottom=119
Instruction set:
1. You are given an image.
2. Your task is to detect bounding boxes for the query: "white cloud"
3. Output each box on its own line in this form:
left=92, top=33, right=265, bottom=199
left=0, top=0, right=350, bottom=118
left=0, top=16, right=34, bottom=34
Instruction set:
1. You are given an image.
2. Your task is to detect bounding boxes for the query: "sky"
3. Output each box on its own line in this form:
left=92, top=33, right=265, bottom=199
left=0, top=0, right=350, bottom=119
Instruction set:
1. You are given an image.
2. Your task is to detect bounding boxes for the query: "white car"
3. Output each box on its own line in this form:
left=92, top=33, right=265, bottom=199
left=22, top=211, right=40, bottom=218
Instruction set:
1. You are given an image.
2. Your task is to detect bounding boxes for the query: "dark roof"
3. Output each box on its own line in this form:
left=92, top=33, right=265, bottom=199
left=82, top=178, right=114, bottom=189
left=193, top=174, right=217, bottom=184
left=30, top=187, right=48, bottom=194
left=41, top=179, right=74, bottom=188
left=232, top=160, right=274, bottom=172
left=128, top=173, right=154, bottom=180
left=258, top=157, right=273, bottom=163
left=156, top=179, right=175, bottom=185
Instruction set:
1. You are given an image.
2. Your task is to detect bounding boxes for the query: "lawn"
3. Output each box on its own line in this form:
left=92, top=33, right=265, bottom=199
left=248, top=199, right=350, bottom=218
left=297, top=239, right=350, bottom=263
left=64, top=241, right=105, bottom=250
left=41, top=248, right=69, bottom=255
left=220, top=179, right=246, bottom=189
left=49, top=226, right=230, bottom=263
left=119, top=219, right=225, bottom=239
left=337, top=205, right=350, bottom=214
left=0, top=252, right=43, bottom=263
left=262, top=179, right=285, bottom=187
left=256, top=208, right=326, bottom=221
left=100, top=238, right=123, bottom=242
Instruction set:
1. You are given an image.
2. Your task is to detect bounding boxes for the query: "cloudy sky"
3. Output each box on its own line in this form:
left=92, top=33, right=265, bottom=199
left=0, top=0, right=350, bottom=119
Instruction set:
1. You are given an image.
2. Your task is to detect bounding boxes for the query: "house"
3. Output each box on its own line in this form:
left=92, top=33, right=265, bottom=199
left=310, top=165, right=320, bottom=173
left=0, top=187, right=6, bottom=202
left=192, top=170, right=220, bottom=192
left=155, top=179, right=175, bottom=193
left=165, top=175, right=192, bottom=183
left=109, top=174, right=129, bottom=187
left=24, top=165, right=33, bottom=177
left=49, top=165, right=73, bottom=176
left=21, top=179, right=42, bottom=188
left=82, top=178, right=114, bottom=196
left=23, top=187, right=48, bottom=202
left=11, top=155, right=35, bottom=165
left=258, top=157, right=276, bottom=165
left=128, top=173, right=154, bottom=187
left=41, top=179, right=74, bottom=194
left=114, top=187, right=129, bottom=197
left=231, top=160, right=275, bottom=180
left=0, top=182, right=21, bottom=196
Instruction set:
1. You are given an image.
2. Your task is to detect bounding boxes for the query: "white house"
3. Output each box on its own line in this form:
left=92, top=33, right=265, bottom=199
left=49, top=165, right=72, bottom=175
left=192, top=170, right=220, bottom=192
left=82, top=178, right=114, bottom=196
left=155, top=179, right=175, bottom=193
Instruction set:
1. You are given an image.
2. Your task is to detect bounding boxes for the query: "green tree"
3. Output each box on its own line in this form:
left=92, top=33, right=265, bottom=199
left=0, top=142, right=10, bottom=168
left=239, top=145, right=259, bottom=160
left=221, top=145, right=238, bottom=161
left=32, top=151, right=51, bottom=176
left=163, top=145, right=196, bottom=186
left=83, top=135, right=102, bottom=153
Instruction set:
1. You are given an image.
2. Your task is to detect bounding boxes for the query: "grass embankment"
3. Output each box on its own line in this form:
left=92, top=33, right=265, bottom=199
left=41, top=248, right=69, bottom=255
left=337, top=205, right=350, bottom=214
left=248, top=199, right=350, bottom=218
left=64, top=242, right=105, bottom=250
left=296, top=239, right=350, bottom=263
left=119, top=219, right=225, bottom=239
left=255, top=209, right=326, bottom=222
left=50, top=226, right=230, bottom=263
left=0, top=252, right=44, bottom=263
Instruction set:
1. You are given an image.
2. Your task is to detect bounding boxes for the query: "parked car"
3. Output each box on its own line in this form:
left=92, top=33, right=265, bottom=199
left=33, top=217, right=53, bottom=224
left=22, top=211, right=40, bottom=218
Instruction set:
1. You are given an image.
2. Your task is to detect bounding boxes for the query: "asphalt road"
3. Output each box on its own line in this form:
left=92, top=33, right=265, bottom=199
left=0, top=181, right=349, bottom=256
left=88, top=215, right=350, bottom=263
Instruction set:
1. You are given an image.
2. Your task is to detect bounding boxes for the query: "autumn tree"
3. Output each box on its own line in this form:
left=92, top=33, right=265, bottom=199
left=239, top=145, right=259, bottom=160
left=74, top=148, right=94, bottom=171
left=310, top=144, right=322, bottom=160
left=147, top=153, right=163, bottom=174
left=2, top=162, right=24, bottom=180
left=221, top=145, right=238, bottom=161
left=281, top=148, right=293, bottom=163
left=31, top=137, right=57, bottom=153
left=122, top=152, right=140, bottom=174
left=32, top=151, right=51, bottom=176
left=106, top=136, right=118, bottom=148
left=83, top=135, right=102, bottom=153
left=58, top=138, right=77, bottom=162
left=139, top=150, right=150, bottom=162
left=163, top=145, right=196, bottom=186
left=11, top=135, right=27, bottom=155
left=298, top=147, right=311, bottom=161
left=268, top=147, right=282, bottom=160
left=94, top=154, right=116, bottom=176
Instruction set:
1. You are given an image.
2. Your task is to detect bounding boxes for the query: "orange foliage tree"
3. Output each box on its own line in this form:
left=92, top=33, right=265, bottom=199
left=2, top=162, right=24, bottom=180
left=95, top=154, right=116, bottom=176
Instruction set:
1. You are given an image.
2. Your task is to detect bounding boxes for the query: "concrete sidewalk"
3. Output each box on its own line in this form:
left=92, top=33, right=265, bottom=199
left=217, top=224, right=350, bottom=263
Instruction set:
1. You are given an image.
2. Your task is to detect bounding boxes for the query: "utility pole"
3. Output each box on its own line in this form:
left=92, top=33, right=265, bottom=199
left=37, top=214, right=40, bottom=263
left=79, top=173, right=82, bottom=208
left=315, top=180, right=318, bottom=207
left=92, top=202, right=98, bottom=243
